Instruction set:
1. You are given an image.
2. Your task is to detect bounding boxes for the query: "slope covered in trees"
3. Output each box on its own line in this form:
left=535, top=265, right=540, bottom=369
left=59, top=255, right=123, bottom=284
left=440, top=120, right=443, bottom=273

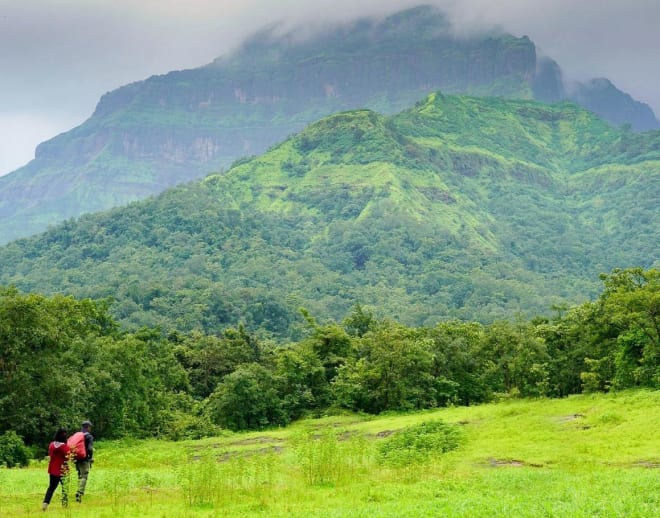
left=0, top=5, right=657, bottom=244
left=0, top=94, right=658, bottom=338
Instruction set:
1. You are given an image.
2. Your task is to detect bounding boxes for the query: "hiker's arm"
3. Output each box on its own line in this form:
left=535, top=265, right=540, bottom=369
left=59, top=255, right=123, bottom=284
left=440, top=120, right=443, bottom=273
left=85, top=434, right=94, bottom=461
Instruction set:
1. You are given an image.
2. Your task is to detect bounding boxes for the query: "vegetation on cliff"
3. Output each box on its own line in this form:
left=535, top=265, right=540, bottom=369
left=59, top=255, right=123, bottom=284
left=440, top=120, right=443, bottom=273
left=0, top=95, right=657, bottom=336
left=0, top=5, right=657, bottom=243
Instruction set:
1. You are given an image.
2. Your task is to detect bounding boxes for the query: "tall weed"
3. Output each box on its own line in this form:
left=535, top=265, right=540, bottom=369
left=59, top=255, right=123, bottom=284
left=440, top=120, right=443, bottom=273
left=292, top=428, right=342, bottom=486
left=179, top=454, right=221, bottom=507
left=178, top=448, right=280, bottom=509
left=291, top=427, right=373, bottom=486
left=102, top=468, right=132, bottom=513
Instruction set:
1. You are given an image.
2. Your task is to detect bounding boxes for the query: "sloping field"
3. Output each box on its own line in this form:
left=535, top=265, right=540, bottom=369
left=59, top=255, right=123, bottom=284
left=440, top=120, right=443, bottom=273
left=3, top=389, right=658, bottom=517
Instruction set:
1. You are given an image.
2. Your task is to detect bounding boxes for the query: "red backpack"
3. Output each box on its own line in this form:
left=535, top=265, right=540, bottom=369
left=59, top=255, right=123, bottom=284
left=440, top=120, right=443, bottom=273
left=67, top=432, right=87, bottom=460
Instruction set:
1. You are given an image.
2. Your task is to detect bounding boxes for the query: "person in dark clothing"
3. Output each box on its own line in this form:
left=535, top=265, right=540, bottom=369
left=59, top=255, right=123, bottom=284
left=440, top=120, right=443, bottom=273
left=74, top=420, right=94, bottom=503
left=42, top=428, right=70, bottom=511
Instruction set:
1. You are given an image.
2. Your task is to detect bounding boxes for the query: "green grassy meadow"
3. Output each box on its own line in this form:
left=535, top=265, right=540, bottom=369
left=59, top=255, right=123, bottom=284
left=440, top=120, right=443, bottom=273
left=3, top=390, right=658, bottom=517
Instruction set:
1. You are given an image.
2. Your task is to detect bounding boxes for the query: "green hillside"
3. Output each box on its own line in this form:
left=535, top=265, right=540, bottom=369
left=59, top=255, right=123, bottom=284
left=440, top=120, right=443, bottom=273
left=0, top=5, right=657, bottom=244
left=0, top=94, right=657, bottom=337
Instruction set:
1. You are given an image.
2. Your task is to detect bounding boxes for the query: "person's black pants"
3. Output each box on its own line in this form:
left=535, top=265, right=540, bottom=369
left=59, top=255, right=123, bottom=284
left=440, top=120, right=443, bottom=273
left=43, top=474, right=68, bottom=506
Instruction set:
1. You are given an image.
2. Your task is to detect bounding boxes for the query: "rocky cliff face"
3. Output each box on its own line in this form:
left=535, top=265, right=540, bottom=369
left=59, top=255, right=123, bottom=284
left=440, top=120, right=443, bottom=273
left=0, top=5, right=657, bottom=244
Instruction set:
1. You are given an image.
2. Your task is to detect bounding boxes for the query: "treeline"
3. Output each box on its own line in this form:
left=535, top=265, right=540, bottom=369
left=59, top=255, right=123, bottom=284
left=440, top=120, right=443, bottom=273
left=0, top=267, right=657, bottom=451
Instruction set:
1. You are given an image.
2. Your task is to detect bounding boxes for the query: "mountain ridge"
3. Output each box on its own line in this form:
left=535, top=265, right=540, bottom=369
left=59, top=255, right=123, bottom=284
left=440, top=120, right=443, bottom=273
left=0, top=4, right=657, bottom=245
left=1, top=93, right=657, bottom=337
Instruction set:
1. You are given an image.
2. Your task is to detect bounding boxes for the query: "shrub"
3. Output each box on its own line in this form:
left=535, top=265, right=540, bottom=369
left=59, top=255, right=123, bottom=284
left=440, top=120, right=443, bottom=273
left=376, top=420, right=462, bottom=467
left=162, top=411, right=222, bottom=441
left=0, top=431, right=31, bottom=468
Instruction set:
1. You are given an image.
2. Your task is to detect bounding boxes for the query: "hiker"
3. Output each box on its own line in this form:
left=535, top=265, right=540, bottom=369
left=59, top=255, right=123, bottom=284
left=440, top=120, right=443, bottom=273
left=42, top=428, right=70, bottom=511
left=68, top=420, right=94, bottom=503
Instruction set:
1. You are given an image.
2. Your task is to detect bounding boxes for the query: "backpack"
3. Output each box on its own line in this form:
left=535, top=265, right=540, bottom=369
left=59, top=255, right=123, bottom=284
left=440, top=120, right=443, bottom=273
left=67, top=431, right=87, bottom=460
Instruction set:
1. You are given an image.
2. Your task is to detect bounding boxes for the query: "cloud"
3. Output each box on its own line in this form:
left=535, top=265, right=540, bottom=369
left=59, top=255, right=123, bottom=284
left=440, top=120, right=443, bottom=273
left=1, top=0, right=659, bottom=175
left=442, top=0, right=660, bottom=107
left=0, top=113, right=80, bottom=175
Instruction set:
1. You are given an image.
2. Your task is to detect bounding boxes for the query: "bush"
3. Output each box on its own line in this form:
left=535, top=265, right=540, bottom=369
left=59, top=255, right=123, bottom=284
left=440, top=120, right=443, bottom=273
left=0, top=431, right=31, bottom=468
left=377, top=420, right=462, bottom=467
left=162, top=411, right=222, bottom=441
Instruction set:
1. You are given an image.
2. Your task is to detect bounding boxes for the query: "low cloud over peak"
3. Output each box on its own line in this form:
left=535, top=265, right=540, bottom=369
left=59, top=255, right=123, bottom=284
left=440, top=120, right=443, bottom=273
left=1, top=0, right=658, bottom=175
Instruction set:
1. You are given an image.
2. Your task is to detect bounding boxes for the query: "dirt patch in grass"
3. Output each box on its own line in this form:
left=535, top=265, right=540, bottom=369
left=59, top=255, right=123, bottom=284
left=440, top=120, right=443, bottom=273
left=487, top=458, right=544, bottom=468
left=306, top=419, right=367, bottom=429
left=632, top=460, right=659, bottom=469
left=336, top=430, right=357, bottom=441
left=556, top=413, right=591, bottom=430
left=227, top=436, right=286, bottom=446
left=218, top=445, right=284, bottom=462
left=189, top=446, right=285, bottom=462
left=557, top=413, right=585, bottom=422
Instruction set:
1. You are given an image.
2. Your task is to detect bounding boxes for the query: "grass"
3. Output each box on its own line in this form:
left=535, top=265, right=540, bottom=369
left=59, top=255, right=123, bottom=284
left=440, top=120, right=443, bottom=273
left=2, top=389, right=658, bottom=516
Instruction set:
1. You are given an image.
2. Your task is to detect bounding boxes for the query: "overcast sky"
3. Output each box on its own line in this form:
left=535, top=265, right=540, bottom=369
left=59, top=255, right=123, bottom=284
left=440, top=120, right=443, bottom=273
left=1, top=0, right=659, bottom=176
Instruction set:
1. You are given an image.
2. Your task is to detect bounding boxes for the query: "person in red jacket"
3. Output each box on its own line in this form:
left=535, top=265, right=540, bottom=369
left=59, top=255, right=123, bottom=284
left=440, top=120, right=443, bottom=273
left=42, top=428, right=70, bottom=511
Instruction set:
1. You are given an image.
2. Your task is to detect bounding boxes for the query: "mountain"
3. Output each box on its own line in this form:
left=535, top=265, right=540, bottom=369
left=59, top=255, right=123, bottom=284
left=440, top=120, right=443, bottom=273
left=569, top=78, right=660, bottom=131
left=0, top=5, right=658, bottom=245
left=1, top=93, right=658, bottom=338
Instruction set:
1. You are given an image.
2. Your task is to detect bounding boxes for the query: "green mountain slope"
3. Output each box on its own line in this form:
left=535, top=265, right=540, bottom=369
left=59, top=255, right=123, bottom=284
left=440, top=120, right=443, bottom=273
left=0, top=5, right=657, bottom=244
left=0, top=94, right=658, bottom=337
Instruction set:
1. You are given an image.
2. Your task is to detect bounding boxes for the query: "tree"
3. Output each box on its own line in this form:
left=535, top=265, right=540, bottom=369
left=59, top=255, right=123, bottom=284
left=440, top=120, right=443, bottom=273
left=343, top=303, right=377, bottom=337
left=426, top=321, right=489, bottom=405
left=599, top=268, right=659, bottom=387
left=0, top=288, right=115, bottom=444
left=205, top=363, right=285, bottom=431
left=332, top=321, right=436, bottom=413
left=479, top=320, right=549, bottom=397
left=300, top=309, right=353, bottom=383
left=274, top=344, right=329, bottom=420
left=173, top=326, right=259, bottom=399
left=537, top=303, right=601, bottom=396
left=69, top=329, right=189, bottom=438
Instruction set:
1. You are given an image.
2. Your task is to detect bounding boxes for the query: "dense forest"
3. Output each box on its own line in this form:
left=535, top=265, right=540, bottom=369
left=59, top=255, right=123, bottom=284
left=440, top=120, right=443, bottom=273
left=1, top=267, right=657, bottom=458
left=0, top=95, right=658, bottom=338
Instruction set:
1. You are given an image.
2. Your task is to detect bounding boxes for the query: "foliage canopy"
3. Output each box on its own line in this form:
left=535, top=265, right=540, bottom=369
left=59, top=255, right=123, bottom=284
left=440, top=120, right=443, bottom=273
left=0, top=95, right=657, bottom=337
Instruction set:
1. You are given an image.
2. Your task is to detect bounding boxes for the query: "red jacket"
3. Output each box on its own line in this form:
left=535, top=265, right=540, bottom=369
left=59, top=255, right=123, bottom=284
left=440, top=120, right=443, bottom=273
left=47, top=441, right=70, bottom=476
